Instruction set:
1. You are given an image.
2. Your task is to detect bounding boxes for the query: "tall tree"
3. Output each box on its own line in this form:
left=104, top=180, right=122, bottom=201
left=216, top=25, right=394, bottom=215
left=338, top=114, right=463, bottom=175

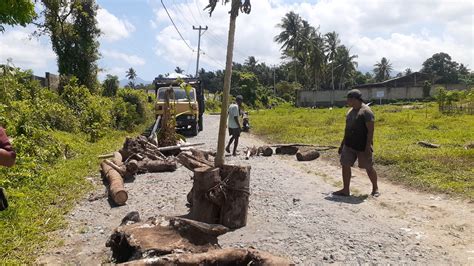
left=126, top=67, right=137, bottom=87
left=205, top=0, right=251, bottom=166
left=404, top=68, right=412, bottom=76
left=40, top=0, right=100, bottom=91
left=421, top=52, right=460, bottom=84
left=325, top=31, right=341, bottom=94
left=0, top=0, right=36, bottom=32
left=274, top=11, right=303, bottom=82
left=373, top=57, right=393, bottom=82
left=102, top=74, right=119, bottom=97
left=333, top=45, right=358, bottom=89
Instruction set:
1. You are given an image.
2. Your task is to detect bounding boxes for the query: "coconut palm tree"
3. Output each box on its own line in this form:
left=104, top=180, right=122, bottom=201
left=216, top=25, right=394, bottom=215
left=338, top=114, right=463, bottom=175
left=126, top=67, right=137, bottom=88
left=373, top=57, right=393, bottom=82
left=324, top=31, right=341, bottom=95
left=174, top=66, right=184, bottom=73
left=333, top=45, right=358, bottom=89
left=204, top=0, right=251, bottom=166
left=274, top=11, right=303, bottom=82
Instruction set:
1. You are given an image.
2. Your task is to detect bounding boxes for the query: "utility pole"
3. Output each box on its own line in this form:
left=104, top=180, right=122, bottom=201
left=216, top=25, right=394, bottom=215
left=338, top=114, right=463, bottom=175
left=193, top=25, right=208, bottom=78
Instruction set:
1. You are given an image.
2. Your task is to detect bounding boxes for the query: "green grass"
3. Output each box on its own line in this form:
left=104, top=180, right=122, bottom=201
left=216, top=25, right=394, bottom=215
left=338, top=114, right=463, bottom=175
left=251, top=103, right=474, bottom=199
left=0, top=128, right=144, bottom=264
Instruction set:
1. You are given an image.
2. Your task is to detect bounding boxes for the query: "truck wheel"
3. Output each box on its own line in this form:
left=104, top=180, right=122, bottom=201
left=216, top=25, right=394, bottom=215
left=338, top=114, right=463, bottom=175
left=190, top=122, right=199, bottom=136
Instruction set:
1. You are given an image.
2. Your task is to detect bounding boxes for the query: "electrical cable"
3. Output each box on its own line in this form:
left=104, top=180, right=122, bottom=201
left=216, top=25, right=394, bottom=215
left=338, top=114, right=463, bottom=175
left=161, top=0, right=194, bottom=52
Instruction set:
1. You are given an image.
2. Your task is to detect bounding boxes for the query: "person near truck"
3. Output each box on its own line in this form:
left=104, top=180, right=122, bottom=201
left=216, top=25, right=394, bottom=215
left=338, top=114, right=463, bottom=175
left=0, top=127, right=16, bottom=211
left=333, top=89, right=380, bottom=197
left=226, top=95, right=243, bottom=156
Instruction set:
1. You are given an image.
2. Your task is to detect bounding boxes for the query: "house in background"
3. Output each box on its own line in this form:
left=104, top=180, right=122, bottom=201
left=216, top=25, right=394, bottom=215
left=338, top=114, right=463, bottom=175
left=297, top=72, right=468, bottom=107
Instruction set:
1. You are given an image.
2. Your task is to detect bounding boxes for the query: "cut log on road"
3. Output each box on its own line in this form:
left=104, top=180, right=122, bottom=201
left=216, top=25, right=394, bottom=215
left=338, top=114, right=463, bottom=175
left=101, top=160, right=128, bottom=206
left=136, top=158, right=177, bottom=174
left=275, top=145, right=299, bottom=155
left=219, top=165, right=251, bottom=229
left=260, top=146, right=273, bottom=157
left=417, top=141, right=440, bottom=148
left=190, top=167, right=222, bottom=224
left=296, top=150, right=321, bottom=161
left=245, top=146, right=257, bottom=160
left=106, top=215, right=219, bottom=263
left=121, top=248, right=293, bottom=265
left=177, top=152, right=213, bottom=171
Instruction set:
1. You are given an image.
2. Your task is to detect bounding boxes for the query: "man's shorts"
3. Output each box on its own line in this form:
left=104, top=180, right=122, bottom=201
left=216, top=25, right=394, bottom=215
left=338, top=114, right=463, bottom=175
left=340, top=145, right=373, bottom=169
left=228, top=127, right=241, bottom=137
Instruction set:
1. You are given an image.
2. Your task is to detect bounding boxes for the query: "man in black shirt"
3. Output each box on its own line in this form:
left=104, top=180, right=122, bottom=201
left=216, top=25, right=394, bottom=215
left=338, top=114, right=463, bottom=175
left=333, top=89, right=379, bottom=197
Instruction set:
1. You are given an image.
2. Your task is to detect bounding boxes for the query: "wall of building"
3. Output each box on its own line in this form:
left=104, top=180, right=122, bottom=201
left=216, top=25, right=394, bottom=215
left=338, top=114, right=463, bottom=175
left=296, top=84, right=470, bottom=107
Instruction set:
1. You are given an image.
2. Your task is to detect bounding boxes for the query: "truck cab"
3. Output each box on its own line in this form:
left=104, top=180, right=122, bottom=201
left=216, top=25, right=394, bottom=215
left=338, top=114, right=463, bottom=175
left=153, top=78, right=204, bottom=136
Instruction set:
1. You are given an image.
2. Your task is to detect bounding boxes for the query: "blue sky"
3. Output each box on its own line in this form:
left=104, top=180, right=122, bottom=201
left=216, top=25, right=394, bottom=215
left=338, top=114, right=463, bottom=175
left=1, top=0, right=473, bottom=82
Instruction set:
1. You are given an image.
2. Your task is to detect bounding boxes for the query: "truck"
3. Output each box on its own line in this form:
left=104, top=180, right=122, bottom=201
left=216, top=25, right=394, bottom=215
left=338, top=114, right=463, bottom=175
left=152, top=77, right=205, bottom=136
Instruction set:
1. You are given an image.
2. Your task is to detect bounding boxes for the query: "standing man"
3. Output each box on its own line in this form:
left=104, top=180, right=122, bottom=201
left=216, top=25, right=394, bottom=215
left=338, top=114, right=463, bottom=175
left=225, top=95, right=243, bottom=156
left=334, top=89, right=379, bottom=197
left=0, top=127, right=16, bottom=211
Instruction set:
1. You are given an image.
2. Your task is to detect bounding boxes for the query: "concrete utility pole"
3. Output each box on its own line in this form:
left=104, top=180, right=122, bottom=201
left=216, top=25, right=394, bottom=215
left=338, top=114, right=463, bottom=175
left=193, top=26, right=208, bottom=78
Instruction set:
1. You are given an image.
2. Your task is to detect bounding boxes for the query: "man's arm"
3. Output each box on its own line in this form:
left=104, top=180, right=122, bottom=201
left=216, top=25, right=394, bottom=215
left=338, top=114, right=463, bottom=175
left=365, top=121, right=374, bottom=152
left=0, top=128, right=16, bottom=167
left=0, top=149, right=15, bottom=167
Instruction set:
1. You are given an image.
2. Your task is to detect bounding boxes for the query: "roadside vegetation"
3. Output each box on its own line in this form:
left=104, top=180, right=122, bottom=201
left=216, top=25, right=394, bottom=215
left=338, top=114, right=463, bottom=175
left=0, top=67, right=152, bottom=263
left=251, top=97, right=474, bottom=199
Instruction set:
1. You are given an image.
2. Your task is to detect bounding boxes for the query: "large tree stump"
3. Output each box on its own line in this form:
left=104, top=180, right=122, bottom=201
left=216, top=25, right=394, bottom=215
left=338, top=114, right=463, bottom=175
left=190, top=167, right=222, bottom=224
left=219, top=165, right=251, bottom=229
left=296, top=150, right=320, bottom=161
left=101, top=158, right=128, bottom=206
left=136, top=158, right=177, bottom=174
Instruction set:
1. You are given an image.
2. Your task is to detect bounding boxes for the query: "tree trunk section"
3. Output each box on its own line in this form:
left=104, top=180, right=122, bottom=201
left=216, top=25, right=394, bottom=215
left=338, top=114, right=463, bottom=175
left=219, top=164, right=250, bottom=229
left=275, top=145, right=299, bottom=155
left=215, top=9, right=238, bottom=167
left=190, top=167, right=222, bottom=224
left=136, top=159, right=177, bottom=174
left=296, top=150, right=320, bottom=161
left=101, top=160, right=128, bottom=206
left=260, top=146, right=273, bottom=157
left=177, top=152, right=213, bottom=171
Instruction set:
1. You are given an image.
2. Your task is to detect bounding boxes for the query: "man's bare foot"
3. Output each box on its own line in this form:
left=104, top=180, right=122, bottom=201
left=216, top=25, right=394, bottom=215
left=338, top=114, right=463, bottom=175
left=332, top=189, right=350, bottom=197
left=225, top=147, right=231, bottom=153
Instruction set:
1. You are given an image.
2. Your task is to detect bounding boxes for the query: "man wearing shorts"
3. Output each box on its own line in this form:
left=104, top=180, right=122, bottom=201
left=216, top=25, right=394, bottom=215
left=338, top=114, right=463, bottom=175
left=334, top=89, right=379, bottom=197
left=226, top=95, right=243, bottom=156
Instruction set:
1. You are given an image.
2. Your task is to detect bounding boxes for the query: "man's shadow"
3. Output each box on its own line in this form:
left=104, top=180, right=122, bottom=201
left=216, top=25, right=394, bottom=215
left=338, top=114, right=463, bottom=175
left=324, top=194, right=368, bottom=204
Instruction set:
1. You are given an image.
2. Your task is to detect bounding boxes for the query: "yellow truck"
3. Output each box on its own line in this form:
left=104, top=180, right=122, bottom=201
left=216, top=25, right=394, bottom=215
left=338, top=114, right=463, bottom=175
left=153, top=78, right=204, bottom=136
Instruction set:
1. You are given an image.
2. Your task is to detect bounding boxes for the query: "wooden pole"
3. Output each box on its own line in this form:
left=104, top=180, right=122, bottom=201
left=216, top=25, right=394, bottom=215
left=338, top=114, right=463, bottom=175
left=215, top=1, right=239, bottom=167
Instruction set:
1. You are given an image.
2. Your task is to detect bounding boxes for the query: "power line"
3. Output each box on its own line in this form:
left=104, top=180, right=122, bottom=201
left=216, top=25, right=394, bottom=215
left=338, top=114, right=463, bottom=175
left=161, top=0, right=194, bottom=52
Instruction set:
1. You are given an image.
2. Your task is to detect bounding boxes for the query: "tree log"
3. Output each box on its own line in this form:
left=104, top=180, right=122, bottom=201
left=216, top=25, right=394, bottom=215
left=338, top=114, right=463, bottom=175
left=177, top=152, right=213, bottom=171
left=122, top=248, right=293, bottom=265
left=296, top=150, right=320, bottom=161
left=190, top=167, right=222, bottom=224
left=245, top=146, right=257, bottom=160
left=260, top=146, right=273, bottom=157
left=136, top=159, right=177, bottom=174
left=101, top=160, right=128, bottom=206
left=219, top=165, right=251, bottom=229
left=417, top=141, right=440, bottom=148
left=275, top=145, right=299, bottom=155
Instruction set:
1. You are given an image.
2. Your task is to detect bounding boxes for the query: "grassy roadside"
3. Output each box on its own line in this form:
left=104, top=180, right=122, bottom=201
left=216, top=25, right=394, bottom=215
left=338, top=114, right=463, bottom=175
left=250, top=103, right=474, bottom=199
left=0, top=128, right=145, bottom=264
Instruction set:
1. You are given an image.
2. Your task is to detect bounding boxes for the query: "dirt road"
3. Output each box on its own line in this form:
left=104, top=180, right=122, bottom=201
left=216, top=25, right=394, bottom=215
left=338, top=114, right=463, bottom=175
left=38, top=115, right=473, bottom=264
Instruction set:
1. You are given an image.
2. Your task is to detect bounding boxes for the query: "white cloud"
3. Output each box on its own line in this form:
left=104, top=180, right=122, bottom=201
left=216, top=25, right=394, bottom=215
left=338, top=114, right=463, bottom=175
left=101, top=50, right=146, bottom=66
left=97, top=8, right=135, bottom=42
left=0, top=29, right=55, bottom=70
left=152, top=0, right=474, bottom=72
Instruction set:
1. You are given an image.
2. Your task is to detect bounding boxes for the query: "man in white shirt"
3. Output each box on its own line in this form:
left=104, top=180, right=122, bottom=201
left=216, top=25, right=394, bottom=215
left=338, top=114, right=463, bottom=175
left=225, top=95, right=243, bottom=156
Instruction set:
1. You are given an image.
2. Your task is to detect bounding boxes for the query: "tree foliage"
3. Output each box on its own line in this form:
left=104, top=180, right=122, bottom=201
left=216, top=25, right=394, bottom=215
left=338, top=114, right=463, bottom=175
left=40, top=0, right=100, bottom=92
left=102, top=74, right=119, bottom=97
left=421, top=52, right=464, bottom=84
left=373, top=57, right=393, bottom=82
left=0, top=0, right=36, bottom=32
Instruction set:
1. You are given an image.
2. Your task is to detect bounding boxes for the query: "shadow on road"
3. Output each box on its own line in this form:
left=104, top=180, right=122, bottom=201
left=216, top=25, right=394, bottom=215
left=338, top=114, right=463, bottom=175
left=324, top=194, right=368, bottom=204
